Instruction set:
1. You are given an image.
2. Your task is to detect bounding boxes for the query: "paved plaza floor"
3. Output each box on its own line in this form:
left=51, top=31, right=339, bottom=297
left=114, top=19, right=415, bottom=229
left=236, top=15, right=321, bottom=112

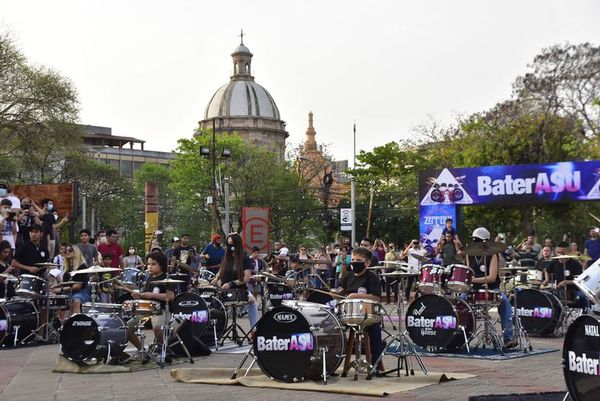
left=0, top=307, right=570, bottom=401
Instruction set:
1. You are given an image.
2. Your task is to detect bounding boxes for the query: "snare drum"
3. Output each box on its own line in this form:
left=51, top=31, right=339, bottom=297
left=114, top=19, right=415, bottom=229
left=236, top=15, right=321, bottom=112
left=447, top=264, right=473, bottom=293
left=82, top=302, right=123, bottom=316
left=197, top=269, right=216, bottom=286
left=470, top=289, right=502, bottom=305
left=15, top=274, right=46, bottom=299
left=122, top=299, right=161, bottom=316
left=527, top=269, right=544, bottom=285
left=336, top=299, right=382, bottom=327
left=284, top=270, right=297, bottom=287
left=41, top=295, right=71, bottom=310
left=220, top=288, right=249, bottom=306
left=575, top=259, right=600, bottom=304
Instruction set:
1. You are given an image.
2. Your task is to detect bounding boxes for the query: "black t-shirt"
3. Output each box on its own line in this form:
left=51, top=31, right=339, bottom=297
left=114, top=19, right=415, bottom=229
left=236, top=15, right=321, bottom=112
left=173, top=245, right=194, bottom=265
left=41, top=213, right=55, bottom=239
left=144, top=272, right=171, bottom=309
left=63, top=263, right=89, bottom=291
left=468, top=254, right=500, bottom=290
left=534, top=258, right=553, bottom=273
left=221, top=254, right=252, bottom=290
left=14, top=241, right=49, bottom=276
left=549, top=259, right=582, bottom=288
left=341, top=270, right=381, bottom=296
left=0, top=261, right=10, bottom=298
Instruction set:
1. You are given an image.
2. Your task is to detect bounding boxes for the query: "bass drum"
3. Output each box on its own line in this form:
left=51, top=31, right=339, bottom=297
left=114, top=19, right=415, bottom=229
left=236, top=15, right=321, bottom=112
left=60, top=313, right=127, bottom=363
left=254, top=303, right=346, bottom=382
left=406, top=294, right=475, bottom=349
left=171, top=292, right=209, bottom=351
left=268, top=283, right=295, bottom=307
left=563, top=314, right=600, bottom=401
left=514, top=289, right=562, bottom=336
left=0, top=300, right=39, bottom=346
left=198, top=295, right=228, bottom=346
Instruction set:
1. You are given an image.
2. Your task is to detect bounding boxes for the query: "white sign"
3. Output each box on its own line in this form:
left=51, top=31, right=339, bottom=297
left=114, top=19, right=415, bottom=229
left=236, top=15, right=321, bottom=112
left=340, top=208, right=352, bottom=231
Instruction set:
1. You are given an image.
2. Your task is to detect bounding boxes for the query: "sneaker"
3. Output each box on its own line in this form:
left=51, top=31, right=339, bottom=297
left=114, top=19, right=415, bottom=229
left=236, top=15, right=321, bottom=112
left=503, top=339, right=518, bottom=350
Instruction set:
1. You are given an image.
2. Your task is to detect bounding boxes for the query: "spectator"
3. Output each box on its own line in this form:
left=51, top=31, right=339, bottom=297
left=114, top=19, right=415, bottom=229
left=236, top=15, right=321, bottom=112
left=585, top=227, right=600, bottom=266
left=0, top=183, right=20, bottom=209
left=201, top=234, right=225, bottom=275
left=77, top=229, right=98, bottom=267
left=0, top=199, right=18, bottom=252
left=122, top=246, right=144, bottom=269
left=97, top=229, right=123, bottom=273
left=334, top=246, right=351, bottom=288
left=16, top=197, right=42, bottom=248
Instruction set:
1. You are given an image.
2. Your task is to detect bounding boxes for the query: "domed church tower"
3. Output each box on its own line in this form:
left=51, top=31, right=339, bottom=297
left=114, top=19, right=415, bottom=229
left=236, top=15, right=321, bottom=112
left=197, top=33, right=288, bottom=158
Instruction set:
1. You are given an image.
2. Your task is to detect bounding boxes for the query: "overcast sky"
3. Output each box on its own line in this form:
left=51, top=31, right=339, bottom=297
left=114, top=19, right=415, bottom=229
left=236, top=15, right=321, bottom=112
left=1, top=0, right=599, bottom=164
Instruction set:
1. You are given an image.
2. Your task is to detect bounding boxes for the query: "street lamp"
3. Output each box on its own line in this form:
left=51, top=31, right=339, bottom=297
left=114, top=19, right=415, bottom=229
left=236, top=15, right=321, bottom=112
left=199, top=118, right=231, bottom=234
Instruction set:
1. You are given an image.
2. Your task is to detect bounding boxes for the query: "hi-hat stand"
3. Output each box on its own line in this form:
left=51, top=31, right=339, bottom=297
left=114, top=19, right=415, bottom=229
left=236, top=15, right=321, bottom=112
left=367, top=272, right=428, bottom=379
left=220, top=302, right=249, bottom=346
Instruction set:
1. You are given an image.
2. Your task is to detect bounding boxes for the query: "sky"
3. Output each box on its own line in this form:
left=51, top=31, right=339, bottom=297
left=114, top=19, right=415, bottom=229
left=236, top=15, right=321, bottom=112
left=1, top=0, right=599, bottom=165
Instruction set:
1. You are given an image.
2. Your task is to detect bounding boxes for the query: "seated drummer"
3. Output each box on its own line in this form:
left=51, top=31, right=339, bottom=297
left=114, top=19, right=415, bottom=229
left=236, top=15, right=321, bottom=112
left=0, top=240, right=16, bottom=298
left=51, top=245, right=90, bottom=315
left=535, top=246, right=553, bottom=285
left=11, top=224, right=49, bottom=276
left=544, top=241, right=587, bottom=309
left=466, top=227, right=516, bottom=350
left=334, top=246, right=384, bottom=372
left=127, top=251, right=175, bottom=354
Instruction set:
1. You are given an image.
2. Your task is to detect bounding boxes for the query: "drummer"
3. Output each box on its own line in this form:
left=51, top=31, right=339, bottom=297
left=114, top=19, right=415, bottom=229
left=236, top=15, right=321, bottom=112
left=11, top=224, right=49, bottom=275
left=127, top=251, right=176, bottom=354
left=544, top=241, right=587, bottom=310
left=51, top=245, right=90, bottom=315
left=466, top=227, right=516, bottom=350
left=334, top=246, right=384, bottom=372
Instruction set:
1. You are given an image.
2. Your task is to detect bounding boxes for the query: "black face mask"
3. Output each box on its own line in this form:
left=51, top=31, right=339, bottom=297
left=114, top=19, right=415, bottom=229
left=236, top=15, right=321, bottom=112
left=350, top=261, right=366, bottom=274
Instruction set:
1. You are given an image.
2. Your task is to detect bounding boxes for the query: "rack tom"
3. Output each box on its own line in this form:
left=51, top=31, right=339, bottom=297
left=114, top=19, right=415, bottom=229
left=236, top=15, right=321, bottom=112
left=446, top=264, right=473, bottom=293
left=15, top=274, right=46, bottom=299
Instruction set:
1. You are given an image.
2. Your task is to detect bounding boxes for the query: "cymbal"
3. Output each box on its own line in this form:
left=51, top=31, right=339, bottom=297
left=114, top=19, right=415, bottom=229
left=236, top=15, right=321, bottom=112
left=409, top=252, right=430, bottom=263
left=463, top=241, right=507, bottom=256
left=0, top=273, right=18, bottom=281
left=152, top=278, right=185, bottom=284
left=259, top=272, right=283, bottom=281
left=551, top=254, right=589, bottom=261
left=250, top=274, right=265, bottom=279
left=294, top=259, right=331, bottom=265
left=72, top=265, right=121, bottom=275
left=35, top=262, right=60, bottom=267
left=380, top=272, right=419, bottom=277
left=382, top=261, right=409, bottom=266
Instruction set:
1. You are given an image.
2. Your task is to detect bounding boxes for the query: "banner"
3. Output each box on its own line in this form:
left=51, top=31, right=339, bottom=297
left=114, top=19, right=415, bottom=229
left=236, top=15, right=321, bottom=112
left=419, top=204, right=456, bottom=251
left=419, top=160, right=600, bottom=206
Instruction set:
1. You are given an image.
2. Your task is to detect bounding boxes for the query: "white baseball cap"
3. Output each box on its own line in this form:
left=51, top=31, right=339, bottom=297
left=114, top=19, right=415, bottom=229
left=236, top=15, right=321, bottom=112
left=472, top=227, right=491, bottom=240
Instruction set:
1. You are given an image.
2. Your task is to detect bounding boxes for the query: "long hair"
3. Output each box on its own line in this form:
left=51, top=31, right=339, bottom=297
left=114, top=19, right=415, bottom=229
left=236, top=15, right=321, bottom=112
left=218, top=233, right=245, bottom=280
left=64, top=245, right=86, bottom=273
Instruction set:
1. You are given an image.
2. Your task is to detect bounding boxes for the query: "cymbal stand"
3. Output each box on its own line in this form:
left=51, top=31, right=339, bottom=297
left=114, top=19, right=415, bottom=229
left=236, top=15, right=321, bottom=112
left=558, top=262, right=581, bottom=335
left=219, top=301, right=249, bottom=347
left=508, top=274, right=532, bottom=352
left=368, top=274, right=427, bottom=379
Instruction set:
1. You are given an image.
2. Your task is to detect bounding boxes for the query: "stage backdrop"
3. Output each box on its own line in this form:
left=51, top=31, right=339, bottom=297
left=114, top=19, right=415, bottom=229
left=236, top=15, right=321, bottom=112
left=418, top=160, right=600, bottom=246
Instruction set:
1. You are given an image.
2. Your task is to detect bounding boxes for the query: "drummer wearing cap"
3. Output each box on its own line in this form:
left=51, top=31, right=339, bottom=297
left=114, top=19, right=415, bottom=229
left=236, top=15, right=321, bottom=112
left=466, top=227, right=516, bottom=350
left=202, top=234, right=225, bottom=275
left=334, top=246, right=384, bottom=372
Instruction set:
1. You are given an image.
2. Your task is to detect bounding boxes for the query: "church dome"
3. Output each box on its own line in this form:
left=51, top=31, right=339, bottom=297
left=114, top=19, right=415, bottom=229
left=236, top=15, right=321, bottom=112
left=204, top=80, right=281, bottom=120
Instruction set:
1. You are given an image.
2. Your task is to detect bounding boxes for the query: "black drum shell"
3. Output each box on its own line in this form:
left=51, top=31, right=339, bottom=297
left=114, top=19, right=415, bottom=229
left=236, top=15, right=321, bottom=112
left=563, top=314, right=600, bottom=401
left=60, top=313, right=126, bottom=362
left=515, top=289, right=562, bottom=336
left=0, top=300, right=39, bottom=346
left=254, top=305, right=345, bottom=382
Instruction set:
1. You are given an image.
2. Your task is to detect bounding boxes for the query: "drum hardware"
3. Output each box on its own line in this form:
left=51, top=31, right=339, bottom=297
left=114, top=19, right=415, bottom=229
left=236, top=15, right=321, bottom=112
left=310, top=288, right=346, bottom=299
left=219, top=297, right=250, bottom=347
left=0, top=299, right=39, bottom=347
left=157, top=290, right=194, bottom=368
left=368, top=272, right=427, bottom=380
left=342, top=323, right=372, bottom=380
left=0, top=273, right=18, bottom=281
left=15, top=274, right=47, bottom=299
left=551, top=254, right=591, bottom=261
left=504, top=273, right=533, bottom=352
left=308, top=271, right=332, bottom=290
left=409, top=252, right=430, bottom=264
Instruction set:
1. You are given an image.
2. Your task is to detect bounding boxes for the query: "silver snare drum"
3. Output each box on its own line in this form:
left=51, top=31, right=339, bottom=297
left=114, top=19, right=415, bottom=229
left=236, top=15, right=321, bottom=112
left=574, top=259, right=600, bottom=304
left=336, top=299, right=382, bottom=327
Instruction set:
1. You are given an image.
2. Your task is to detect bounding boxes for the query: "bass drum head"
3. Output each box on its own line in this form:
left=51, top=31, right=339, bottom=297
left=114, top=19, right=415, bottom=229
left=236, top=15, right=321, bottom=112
left=268, top=283, right=295, bottom=307
left=405, top=294, right=463, bottom=348
left=515, top=289, right=562, bottom=336
left=60, top=314, right=99, bottom=362
left=199, top=296, right=228, bottom=346
left=563, top=314, right=600, bottom=401
left=254, top=306, right=317, bottom=382
left=0, top=300, right=39, bottom=346
left=171, top=292, right=209, bottom=346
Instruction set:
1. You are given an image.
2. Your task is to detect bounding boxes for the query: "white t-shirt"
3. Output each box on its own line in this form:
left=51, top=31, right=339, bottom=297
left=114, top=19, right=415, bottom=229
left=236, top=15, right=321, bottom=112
left=407, top=248, right=427, bottom=273
left=0, top=195, right=20, bottom=209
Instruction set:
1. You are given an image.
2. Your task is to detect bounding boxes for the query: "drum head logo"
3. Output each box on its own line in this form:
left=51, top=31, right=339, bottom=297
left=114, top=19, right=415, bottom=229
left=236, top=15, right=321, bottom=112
left=274, top=312, right=297, bottom=323
left=178, top=300, right=199, bottom=307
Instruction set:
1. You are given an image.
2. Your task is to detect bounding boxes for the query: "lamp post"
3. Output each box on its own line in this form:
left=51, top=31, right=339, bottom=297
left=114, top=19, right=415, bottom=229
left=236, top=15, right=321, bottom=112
left=298, top=156, right=334, bottom=242
left=199, top=118, right=231, bottom=234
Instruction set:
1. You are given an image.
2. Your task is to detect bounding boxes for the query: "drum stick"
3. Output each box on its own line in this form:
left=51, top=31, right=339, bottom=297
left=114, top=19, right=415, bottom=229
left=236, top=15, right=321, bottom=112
left=311, top=288, right=347, bottom=299
left=589, top=212, right=600, bottom=225
left=113, top=282, right=136, bottom=295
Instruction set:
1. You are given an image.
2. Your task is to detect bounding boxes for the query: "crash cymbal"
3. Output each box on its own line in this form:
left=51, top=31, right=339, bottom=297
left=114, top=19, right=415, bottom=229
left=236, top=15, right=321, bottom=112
left=367, top=266, right=389, bottom=270
left=463, top=241, right=507, bottom=256
left=152, top=278, right=186, bottom=284
left=72, top=265, right=121, bottom=275
left=35, top=262, right=60, bottom=267
left=551, top=254, right=582, bottom=260
left=0, top=273, right=18, bottom=281
left=409, top=252, right=430, bottom=263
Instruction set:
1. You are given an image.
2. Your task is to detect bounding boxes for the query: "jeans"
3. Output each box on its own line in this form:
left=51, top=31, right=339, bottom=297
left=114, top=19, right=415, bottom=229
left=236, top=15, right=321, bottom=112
left=498, top=291, right=514, bottom=341
left=247, top=293, right=258, bottom=328
left=367, top=323, right=384, bottom=366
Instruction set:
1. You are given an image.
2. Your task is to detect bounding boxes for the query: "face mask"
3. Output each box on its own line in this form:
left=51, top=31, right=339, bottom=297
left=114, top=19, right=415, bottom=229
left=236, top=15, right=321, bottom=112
left=350, top=261, right=366, bottom=274
left=129, top=249, right=135, bottom=255
left=47, top=203, right=54, bottom=211
left=100, top=236, right=107, bottom=244
left=229, top=245, right=235, bottom=252
left=215, top=242, right=221, bottom=247
left=0, top=189, right=7, bottom=197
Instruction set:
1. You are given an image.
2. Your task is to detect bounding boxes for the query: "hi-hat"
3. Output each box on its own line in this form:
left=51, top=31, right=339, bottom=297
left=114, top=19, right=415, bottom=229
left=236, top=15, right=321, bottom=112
left=250, top=274, right=265, bottom=279
left=152, top=278, right=185, bottom=285
left=463, top=241, right=507, bottom=256
left=72, top=265, right=121, bottom=275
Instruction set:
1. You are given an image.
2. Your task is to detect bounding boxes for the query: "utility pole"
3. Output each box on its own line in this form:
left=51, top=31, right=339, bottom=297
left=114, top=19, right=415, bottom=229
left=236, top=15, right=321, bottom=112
left=351, top=176, right=356, bottom=247
left=224, top=177, right=230, bottom=234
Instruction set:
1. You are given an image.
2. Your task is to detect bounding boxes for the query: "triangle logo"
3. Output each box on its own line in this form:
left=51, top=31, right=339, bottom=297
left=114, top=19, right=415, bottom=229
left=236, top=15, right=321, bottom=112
left=420, top=168, right=474, bottom=205
left=586, top=176, right=600, bottom=200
